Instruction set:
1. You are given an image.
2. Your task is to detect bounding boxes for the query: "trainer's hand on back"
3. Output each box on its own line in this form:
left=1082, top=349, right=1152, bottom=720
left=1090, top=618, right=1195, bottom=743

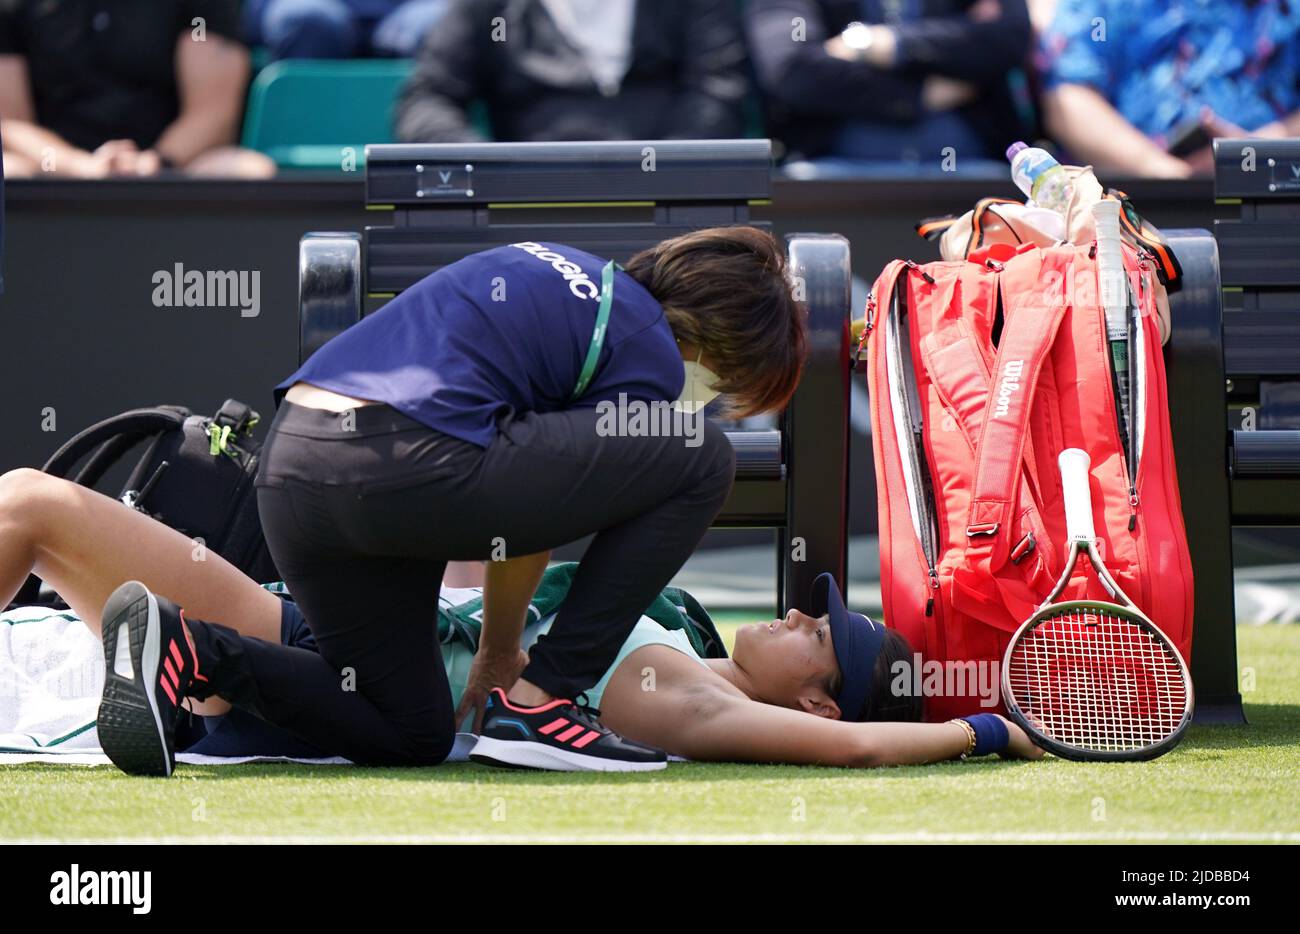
left=456, top=648, right=530, bottom=733
left=998, top=716, right=1046, bottom=760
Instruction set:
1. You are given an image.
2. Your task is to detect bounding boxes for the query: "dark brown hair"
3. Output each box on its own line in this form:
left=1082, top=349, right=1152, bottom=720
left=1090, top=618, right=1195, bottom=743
left=860, top=629, right=924, bottom=723
left=624, top=226, right=808, bottom=418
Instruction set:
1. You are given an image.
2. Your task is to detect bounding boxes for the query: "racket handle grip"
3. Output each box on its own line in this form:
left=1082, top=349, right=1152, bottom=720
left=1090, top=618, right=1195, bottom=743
left=1092, top=200, right=1128, bottom=340
left=1091, top=197, right=1121, bottom=234
left=1058, top=448, right=1096, bottom=543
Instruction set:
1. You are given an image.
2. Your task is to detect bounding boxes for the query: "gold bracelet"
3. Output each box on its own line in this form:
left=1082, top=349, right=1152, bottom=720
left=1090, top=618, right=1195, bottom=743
left=948, top=718, right=977, bottom=760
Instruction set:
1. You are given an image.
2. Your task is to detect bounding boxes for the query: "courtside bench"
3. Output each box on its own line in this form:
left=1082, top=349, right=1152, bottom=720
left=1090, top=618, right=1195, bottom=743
left=1157, top=136, right=1300, bottom=723
left=296, top=139, right=851, bottom=616
left=1171, top=136, right=1300, bottom=723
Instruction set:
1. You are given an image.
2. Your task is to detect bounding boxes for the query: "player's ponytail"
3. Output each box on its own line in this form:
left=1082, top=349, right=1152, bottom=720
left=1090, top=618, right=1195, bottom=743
left=859, top=629, right=924, bottom=723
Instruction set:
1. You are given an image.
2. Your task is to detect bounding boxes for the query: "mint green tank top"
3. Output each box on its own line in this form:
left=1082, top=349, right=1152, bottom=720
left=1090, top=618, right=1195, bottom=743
left=445, top=614, right=710, bottom=732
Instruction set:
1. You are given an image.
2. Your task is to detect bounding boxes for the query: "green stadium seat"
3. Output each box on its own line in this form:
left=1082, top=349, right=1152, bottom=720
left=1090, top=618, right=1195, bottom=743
left=241, top=59, right=415, bottom=171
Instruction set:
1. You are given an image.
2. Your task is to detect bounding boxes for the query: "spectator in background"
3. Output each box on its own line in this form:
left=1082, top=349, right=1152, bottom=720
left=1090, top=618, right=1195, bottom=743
left=1025, top=0, right=1057, bottom=35
left=0, top=0, right=273, bottom=178
left=245, top=0, right=449, bottom=60
left=746, top=0, right=1032, bottom=171
left=1040, top=0, right=1300, bottom=177
left=396, top=0, right=747, bottom=143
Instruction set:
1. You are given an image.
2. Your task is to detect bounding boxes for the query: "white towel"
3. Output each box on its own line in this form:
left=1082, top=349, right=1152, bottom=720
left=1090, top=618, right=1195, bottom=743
left=0, top=606, right=103, bottom=752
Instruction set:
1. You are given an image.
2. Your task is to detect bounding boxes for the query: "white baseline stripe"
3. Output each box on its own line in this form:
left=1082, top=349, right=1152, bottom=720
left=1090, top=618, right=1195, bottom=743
left=4, top=831, right=1298, bottom=845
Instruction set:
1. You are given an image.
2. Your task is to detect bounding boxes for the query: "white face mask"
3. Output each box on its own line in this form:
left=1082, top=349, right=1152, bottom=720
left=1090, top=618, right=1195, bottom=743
left=676, top=344, right=721, bottom=414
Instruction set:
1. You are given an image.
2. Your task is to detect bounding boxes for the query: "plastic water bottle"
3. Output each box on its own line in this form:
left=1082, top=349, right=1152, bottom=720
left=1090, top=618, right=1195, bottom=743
left=1006, top=141, right=1074, bottom=214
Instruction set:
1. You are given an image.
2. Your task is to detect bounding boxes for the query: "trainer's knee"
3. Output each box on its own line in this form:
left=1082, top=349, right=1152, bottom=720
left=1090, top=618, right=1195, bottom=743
left=694, top=418, right=737, bottom=500
left=363, top=717, right=455, bottom=767
left=405, top=725, right=456, bottom=766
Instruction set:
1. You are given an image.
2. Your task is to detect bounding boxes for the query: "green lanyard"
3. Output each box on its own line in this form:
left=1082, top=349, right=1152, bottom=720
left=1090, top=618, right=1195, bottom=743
left=570, top=260, right=620, bottom=401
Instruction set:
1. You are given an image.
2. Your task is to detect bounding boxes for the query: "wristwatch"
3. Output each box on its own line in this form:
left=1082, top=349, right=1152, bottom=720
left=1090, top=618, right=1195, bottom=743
left=840, top=21, right=875, bottom=58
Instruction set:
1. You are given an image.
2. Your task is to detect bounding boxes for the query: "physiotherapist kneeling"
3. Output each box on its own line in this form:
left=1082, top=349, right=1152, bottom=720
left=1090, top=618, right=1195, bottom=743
left=159, top=227, right=807, bottom=771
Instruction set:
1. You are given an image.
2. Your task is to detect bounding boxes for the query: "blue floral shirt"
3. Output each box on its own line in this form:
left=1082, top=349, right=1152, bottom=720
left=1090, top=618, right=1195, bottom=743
left=1038, top=0, right=1300, bottom=143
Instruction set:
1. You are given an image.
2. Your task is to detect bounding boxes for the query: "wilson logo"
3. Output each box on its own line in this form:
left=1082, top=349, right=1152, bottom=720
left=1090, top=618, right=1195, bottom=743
left=993, top=360, right=1025, bottom=419
left=510, top=242, right=600, bottom=300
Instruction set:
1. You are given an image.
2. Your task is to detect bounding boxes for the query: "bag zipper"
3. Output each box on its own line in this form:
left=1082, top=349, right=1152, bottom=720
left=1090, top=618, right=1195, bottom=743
left=885, top=271, right=942, bottom=615
left=1113, top=255, right=1157, bottom=616
left=1093, top=246, right=1144, bottom=532
left=1121, top=255, right=1152, bottom=531
left=853, top=291, right=876, bottom=370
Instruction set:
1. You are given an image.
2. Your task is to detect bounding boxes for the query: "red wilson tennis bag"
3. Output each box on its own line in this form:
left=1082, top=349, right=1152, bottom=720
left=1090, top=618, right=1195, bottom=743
left=860, top=240, right=1194, bottom=721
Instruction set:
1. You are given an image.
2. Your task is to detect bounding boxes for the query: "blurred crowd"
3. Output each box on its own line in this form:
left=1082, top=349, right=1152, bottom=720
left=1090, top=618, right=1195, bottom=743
left=2, top=0, right=1297, bottom=179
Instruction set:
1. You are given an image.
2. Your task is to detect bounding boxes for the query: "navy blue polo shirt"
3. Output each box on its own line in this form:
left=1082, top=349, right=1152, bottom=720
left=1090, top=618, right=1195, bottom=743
left=275, top=242, right=686, bottom=447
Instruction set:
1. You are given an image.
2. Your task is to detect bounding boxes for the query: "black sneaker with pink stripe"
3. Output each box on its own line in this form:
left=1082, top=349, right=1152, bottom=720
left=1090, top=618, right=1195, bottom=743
left=97, top=581, right=203, bottom=777
left=471, top=687, right=667, bottom=772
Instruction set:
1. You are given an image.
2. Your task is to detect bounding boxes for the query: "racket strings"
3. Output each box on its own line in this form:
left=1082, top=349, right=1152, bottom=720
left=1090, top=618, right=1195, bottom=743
left=1006, top=609, right=1189, bottom=752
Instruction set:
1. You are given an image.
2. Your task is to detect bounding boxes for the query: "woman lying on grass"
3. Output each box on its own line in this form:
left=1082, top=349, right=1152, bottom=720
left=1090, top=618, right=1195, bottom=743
left=0, top=468, right=1043, bottom=769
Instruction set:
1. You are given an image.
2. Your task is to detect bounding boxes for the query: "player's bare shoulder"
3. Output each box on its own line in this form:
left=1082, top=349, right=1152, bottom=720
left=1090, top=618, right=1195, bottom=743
left=599, top=644, right=743, bottom=744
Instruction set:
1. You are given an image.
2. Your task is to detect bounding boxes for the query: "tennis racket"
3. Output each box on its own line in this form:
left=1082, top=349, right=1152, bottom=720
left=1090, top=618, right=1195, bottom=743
left=1001, top=449, right=1193, bottom=761
left=1093, top=200, right=1132, bottom=457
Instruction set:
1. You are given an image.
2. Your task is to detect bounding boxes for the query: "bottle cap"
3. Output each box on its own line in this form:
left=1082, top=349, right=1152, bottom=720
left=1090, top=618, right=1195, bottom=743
left=1005, top=141, right=1028, bottom=161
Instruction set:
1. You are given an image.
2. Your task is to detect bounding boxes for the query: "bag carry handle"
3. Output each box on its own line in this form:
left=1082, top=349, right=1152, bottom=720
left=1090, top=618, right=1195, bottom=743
left=41, top=407, right=190, bottom=485
left=964, top=249, right=1074, bottom=544
left=1107, top=188, right=1182, bottom=285
left=914, top=198, right=1021, bottom=253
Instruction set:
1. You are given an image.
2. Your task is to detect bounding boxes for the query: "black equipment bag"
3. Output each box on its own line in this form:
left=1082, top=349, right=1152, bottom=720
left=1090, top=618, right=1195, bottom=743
left=11, top=399, right=279, bottom=610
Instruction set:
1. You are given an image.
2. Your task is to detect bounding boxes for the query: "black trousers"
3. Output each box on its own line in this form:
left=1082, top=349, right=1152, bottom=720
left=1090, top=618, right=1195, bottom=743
left=186, top=400, right=735, bottom=765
